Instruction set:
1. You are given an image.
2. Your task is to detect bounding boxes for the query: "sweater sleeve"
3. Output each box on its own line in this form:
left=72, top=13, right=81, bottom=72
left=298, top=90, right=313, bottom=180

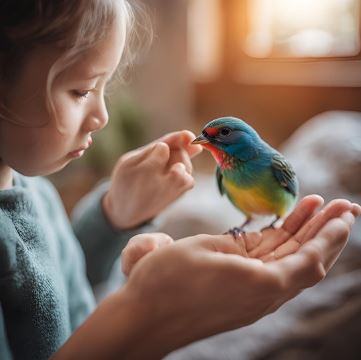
left=71, top=180, right=154, bottom=287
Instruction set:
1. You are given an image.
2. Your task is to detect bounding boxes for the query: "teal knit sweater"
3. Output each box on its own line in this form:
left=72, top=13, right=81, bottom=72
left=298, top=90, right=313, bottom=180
left=0, top=174, right=149, bottom=359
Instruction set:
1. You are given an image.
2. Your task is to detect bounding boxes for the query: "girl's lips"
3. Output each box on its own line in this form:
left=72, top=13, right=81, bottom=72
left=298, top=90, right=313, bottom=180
left=68, top=137, right=92, bottom=158
left=68, top=149, right=86, bottom=158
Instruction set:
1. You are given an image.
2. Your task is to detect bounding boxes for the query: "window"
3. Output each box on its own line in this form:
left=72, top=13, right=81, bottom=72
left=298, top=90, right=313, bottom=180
left=235, top=0, right=361, bottom=86
left=187, top=0, right=361, bottom=86
left=244, top=0, right=360, bottom=58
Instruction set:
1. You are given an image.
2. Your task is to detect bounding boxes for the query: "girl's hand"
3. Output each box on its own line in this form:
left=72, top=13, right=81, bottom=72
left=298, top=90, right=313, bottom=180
left=55, top=198, right=360, bottom=360
left=119, top=199, right=359, bottom=359
left=228, top=196, right=361, bottom=262
left=123, top=196, right=360, bottom=276
left=102, top=130, right=202, bottom=230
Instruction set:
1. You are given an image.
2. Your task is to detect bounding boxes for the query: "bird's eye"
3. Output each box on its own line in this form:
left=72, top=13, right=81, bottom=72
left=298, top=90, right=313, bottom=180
left=220, top=128, right=231, bottom=136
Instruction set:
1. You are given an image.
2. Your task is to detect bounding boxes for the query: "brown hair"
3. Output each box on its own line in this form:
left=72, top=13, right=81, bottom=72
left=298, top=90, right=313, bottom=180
left=0, top=0, right=151, bottom=127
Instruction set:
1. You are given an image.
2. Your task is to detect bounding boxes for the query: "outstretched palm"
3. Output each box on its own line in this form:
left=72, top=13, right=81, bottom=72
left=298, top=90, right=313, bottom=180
left=229, top=195, right=357, bottom=263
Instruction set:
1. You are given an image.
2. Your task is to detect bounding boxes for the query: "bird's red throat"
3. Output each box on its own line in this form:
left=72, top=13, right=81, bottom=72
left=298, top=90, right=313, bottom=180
left=202, top=143, right=233, bottom=170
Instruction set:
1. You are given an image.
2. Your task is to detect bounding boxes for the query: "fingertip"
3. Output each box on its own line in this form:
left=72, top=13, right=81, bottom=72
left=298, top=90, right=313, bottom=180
left=307, top=194, right=324, bottom=206
left=317, top=198, right=353, bottom=220
left=326, top=198, right=352, bottom=210
left=298, top=194, right=325, bottom=210
left=161, top=130, right=195, bottom=147
left=179, top=130, right=203, bottom=156
left=293, top=195, right=320, bottom=210
left=351, top=203, right=361, bottom=217
left=180, top=129, right=197, bottom=142
left=188, top=143, right=203, bottom=157
left=282, top=194, right=325, bottom=235
left=303, top=194, right=324, bottom=202
left=341, top=211, right=355, bottom=226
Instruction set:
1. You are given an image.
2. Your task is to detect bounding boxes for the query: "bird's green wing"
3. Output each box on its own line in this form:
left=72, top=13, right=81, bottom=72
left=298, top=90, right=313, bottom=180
left=271, top=153, right=298, bottom=197
left=216, top=166, right=225, bottom=196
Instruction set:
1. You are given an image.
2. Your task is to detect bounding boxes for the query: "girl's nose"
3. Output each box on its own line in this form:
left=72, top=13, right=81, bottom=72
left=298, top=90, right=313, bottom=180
left=82, top=96, right=109, bottom=133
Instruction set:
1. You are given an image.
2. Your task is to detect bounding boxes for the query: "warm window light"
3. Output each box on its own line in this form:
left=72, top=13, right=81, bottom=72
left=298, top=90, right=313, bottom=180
left=244, top=0, right=360, bottom=58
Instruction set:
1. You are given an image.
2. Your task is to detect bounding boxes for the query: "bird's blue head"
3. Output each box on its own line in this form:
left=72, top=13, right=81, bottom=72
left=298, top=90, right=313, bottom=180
left=192, top=117, right=264, bottom=164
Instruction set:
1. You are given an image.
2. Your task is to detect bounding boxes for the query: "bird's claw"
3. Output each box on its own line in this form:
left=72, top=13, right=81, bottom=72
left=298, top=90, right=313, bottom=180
left=260, top=216, right=280, bottom=232
left=224, top=227, right=245, bottom=239
left=259, top=223, right=276, bottom=232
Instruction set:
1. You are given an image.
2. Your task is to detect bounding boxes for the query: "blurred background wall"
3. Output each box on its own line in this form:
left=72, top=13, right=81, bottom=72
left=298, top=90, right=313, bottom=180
left=50, top=0, right=361, bottom=213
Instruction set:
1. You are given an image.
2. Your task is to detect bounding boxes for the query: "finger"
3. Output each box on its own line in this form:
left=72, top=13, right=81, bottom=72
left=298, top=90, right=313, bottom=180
left=160, top=130, right=203, bottom=158
left=341, top=210, right=355, bottom=225
left=248, top=233, right=292, bottom=259
left=244, top=231, right=263, bottom=252
left=159, top=130, right=194, bottom=147
left=266, top=210, right=355, bottom=262
left=123, top=131, right=201, bottom=167
left=167, top=162, right=194, bottom=190
left=310, top=212, right=353, bottom=271
left=273, top=239, right=302, bottom=260
left=121, top=233, right=174, bottom=276
left=122, top=132, right=178, bottom=166
left=351, top=203, right=361, bottom=217
left=127, top=232, right=174, bottom=248
left=292, top=199, right=352, bottom=245
left=140, top=142, right=170, bottom=170
left=267, top=211, right=354, bottom=288
left=266, top=248, right=326, bottom=290
left=248, top=196, right=325, bottom=259
left=187, top=143, right=203, bottom=158
left=167, top=148, right=193, bottom=174
left=281, top=195, right=324, bottom=235
left=186, top=234, right=251, bottom=258
left=122, top=243, right=156, bottom=277
left=119, top=143, right=154, bottom=166
left=259, top=252, right=275, bottom=262
left=247, top=231, right=282, bottom=259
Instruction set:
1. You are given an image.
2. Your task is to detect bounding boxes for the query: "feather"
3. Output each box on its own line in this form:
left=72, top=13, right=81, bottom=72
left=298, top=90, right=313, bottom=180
left=271, top=153, right=297, bottom=197
left=216, top=166, right=224, bottom=196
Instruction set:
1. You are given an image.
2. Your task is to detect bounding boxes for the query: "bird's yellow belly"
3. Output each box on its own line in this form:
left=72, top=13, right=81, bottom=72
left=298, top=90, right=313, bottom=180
left=223, top=179, right=290, bottom=217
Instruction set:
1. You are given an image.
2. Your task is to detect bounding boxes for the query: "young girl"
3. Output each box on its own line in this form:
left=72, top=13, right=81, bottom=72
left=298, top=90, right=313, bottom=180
left=0, top=1, right=359, bottom=359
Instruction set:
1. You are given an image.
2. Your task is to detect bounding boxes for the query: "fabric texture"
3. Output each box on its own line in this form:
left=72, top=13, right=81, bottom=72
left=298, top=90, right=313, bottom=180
left=0, top=174, right=148, bottom=359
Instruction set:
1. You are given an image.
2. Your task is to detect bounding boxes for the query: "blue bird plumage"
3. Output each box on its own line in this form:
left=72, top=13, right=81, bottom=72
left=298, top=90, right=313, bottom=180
left=192, top=116, right=298, bottom=232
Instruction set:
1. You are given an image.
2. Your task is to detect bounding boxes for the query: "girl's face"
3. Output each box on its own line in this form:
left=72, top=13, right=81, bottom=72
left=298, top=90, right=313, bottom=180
left=0, top=23, right=125, bottom=176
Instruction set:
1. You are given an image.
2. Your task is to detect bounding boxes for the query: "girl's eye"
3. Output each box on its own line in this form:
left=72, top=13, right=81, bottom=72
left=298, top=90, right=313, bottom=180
left=72, top=89, right=91, bottom=99
left=220, top=127, right=231, bottom=136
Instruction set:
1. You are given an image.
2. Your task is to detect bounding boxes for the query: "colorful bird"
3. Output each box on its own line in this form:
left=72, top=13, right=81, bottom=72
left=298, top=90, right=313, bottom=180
left=192, top=116, right=298, bottom=235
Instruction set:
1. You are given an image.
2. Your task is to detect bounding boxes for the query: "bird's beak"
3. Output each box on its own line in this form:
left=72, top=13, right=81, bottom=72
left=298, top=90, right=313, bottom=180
left=192, top=134, right=209, bottom=145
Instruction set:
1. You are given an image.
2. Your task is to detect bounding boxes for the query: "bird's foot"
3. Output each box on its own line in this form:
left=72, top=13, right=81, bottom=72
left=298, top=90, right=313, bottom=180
left=259, top=223, right=277, bottom=232
left=224, top=218, right=252, bottom=239
left=224, top=226, right=245, bottom=239
left=259, top=216, right=280, bottom=232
